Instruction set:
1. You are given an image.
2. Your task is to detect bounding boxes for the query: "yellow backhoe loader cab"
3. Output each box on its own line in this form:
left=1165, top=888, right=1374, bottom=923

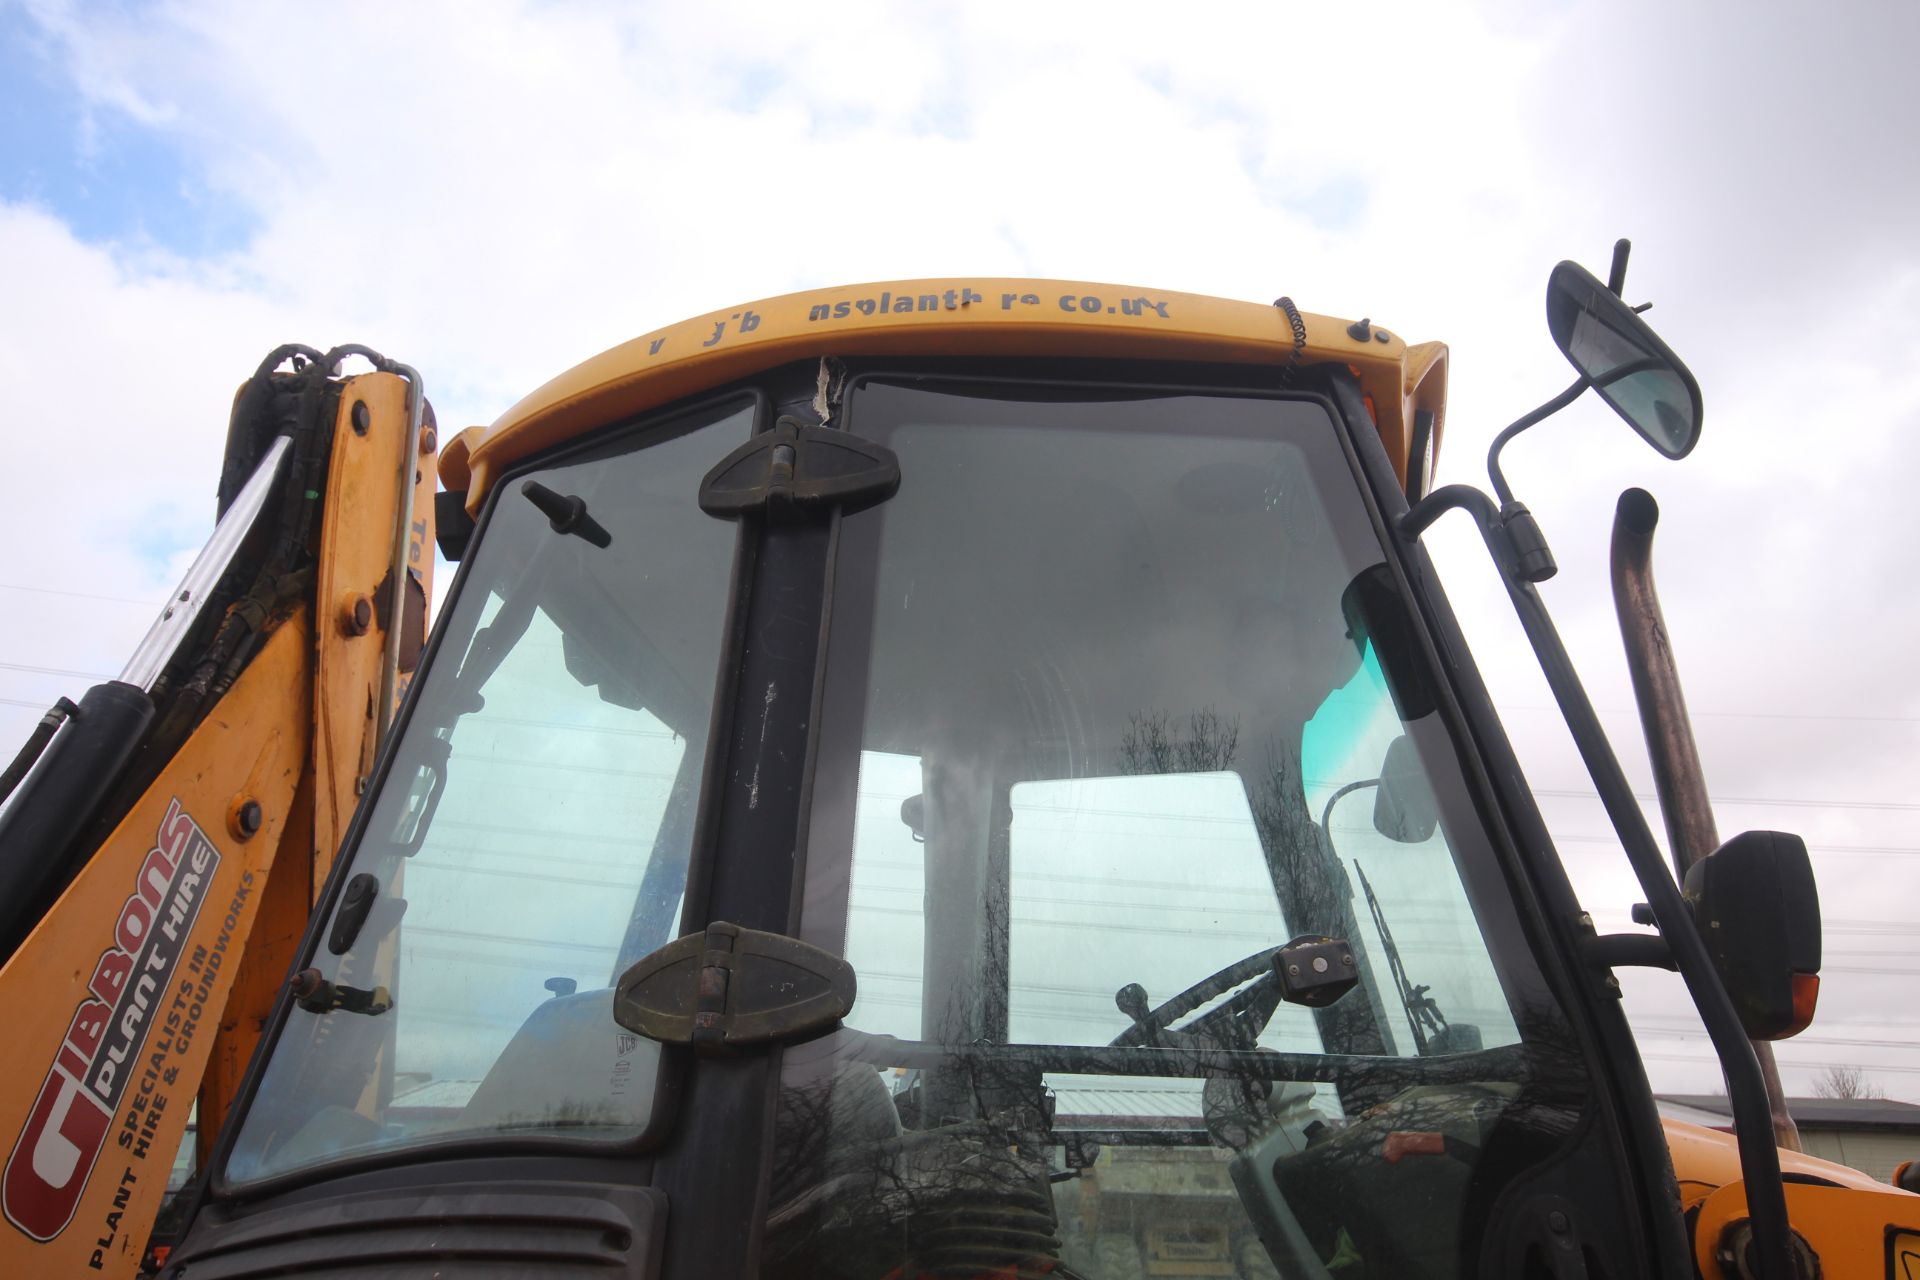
left=3, top=268, right=1911, bottom=1280
left=162, top=274, right=1920, bottom=1279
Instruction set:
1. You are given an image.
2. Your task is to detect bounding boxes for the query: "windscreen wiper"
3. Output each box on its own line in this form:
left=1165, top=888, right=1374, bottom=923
left=522, top=480, right=613, bottom=548
left=1356, top=862, right=1447, bottom=1054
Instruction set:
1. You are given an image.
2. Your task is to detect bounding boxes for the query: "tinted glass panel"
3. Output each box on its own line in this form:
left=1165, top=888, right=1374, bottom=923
left=770, top=383, right=1578, bottom=1280
left=224, top=400, right=748, bottom=1186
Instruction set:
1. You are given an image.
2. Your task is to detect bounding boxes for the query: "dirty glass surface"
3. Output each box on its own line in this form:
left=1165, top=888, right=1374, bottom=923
left=222, top=400, right=748, bottom=1188
left=771, top=383, right=1579, bottom=1280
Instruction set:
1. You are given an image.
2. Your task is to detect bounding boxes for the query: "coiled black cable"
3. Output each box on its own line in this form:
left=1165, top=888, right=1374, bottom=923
left=1272, top=296, right=1308, bottom=385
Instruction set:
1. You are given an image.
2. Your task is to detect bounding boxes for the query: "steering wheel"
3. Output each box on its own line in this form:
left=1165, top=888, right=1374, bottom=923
left=1106, top=948, right=1285, bottom=1049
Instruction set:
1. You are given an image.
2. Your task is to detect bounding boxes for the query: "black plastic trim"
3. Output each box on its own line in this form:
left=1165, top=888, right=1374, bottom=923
left=650, top=373, right=837, bottom=1280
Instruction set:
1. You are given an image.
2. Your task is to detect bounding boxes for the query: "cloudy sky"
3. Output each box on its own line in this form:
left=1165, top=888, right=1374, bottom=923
left=3, top=0, right=1916, bottom=1103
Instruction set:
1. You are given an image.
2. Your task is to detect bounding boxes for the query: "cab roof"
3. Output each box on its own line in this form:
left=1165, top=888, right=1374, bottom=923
left=444, top=278, right=1448, bottom=507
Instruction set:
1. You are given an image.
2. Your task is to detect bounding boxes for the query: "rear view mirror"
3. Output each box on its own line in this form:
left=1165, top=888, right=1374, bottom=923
left=1546, top=260, right=1703, bottom=460
left=1372, top=735, right=1438, bottom=843
left=1682, top=830, right=1821, bottom=1040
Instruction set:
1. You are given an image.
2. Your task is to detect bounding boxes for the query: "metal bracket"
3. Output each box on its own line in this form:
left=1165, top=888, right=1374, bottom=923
left=613, top=920, right=856, bottom=1054
left=1581, top=931, right=1677, bottom=973
left=698, top=416, right=900, bottom=522
left=290, top=968, right=392, bottom=1016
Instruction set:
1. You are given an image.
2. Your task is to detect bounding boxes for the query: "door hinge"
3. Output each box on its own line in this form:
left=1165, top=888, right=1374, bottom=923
left=613, top=920, right=856, bottom=1054
left=698, top=415, right=899, bottom=522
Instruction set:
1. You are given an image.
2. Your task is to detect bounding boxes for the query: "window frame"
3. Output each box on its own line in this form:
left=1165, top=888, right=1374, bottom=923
left=205, top=387, right=767, bottom=1200
left=792, top=369, right=1580, bottom=1095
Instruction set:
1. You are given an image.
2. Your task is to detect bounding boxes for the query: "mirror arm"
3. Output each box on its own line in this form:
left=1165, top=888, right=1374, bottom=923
left=1397, top=486, right=1801, bottom=1280
left=1316, top=778, right=1379, bottom=844
left=1401, top=485, right=1555, bottom=585
left=1582, top=931, right=1676, bottom=972
left=1401, top=482, right=1498, bottom=539
left=1486, top=376, right=1590, bottom=507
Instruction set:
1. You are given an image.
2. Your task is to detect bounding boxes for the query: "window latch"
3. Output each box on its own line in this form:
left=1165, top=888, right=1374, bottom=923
left=613, top=920, right=856, bottom=1055
left=698, top=415, right=900, bottom=523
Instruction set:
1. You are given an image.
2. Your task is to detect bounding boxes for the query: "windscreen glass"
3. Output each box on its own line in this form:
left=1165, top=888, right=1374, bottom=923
left=769, top=383, right=1581, bottom=1280
left=223, top=399, right=749, bottom=1187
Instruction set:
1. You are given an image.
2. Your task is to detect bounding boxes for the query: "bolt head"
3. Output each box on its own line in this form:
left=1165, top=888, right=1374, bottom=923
left=238, top=800, right=263, bottom=836
left=419, top=426, right=438, bottom=455
left=350, top=401, right=370, bottom=435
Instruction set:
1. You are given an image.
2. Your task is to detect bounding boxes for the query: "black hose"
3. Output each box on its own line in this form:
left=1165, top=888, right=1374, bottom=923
left=0, top=697, right=78, bottom=807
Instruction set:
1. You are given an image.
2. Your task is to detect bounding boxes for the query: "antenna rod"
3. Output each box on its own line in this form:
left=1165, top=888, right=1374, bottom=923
left=1607, top=238, right=1632, bottom=296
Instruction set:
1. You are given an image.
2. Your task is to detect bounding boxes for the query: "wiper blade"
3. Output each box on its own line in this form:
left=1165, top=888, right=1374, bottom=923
left=522, top=480, right=612, bottom=548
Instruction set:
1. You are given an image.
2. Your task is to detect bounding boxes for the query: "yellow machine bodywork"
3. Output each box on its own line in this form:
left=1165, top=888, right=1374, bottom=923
left=450, top=278, right=1449, bottom=507
left=0, top=617, right=308, bottom=1273
left=0, top=374, right=434, bottom=1279
left=1665, top=1118, right=1920, bottom=1278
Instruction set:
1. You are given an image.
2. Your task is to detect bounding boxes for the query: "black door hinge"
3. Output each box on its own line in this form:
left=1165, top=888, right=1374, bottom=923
left=699, top=415, right=899, bottom=523
left=613, top=920, right=856, bottom=1054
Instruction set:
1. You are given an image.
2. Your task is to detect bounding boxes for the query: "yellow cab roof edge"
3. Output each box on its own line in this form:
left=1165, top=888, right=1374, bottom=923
left=459, top=278, right=1446, bottom=510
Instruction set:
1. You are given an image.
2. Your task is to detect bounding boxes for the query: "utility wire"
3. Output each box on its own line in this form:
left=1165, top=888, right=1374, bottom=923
left=0, top=582, right=162, bottom=608
left=1640, top=1050, right=1920, bottom=1077
left=1503, top=702, right=1920, bottom=727
left=0, top=660, right=117, bottom=682
left=1533, top=786, right=1920, bottom=813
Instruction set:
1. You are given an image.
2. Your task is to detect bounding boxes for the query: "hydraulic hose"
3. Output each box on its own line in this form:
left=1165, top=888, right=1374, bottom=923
left=0, top=697, right=78, bottom=807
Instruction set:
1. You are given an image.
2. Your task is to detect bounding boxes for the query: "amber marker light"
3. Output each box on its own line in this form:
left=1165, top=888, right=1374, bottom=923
left=1767, top=973, right=1820, bottom=1040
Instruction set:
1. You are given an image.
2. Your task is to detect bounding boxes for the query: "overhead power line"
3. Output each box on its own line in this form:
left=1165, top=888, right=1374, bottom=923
left=1639, top=1050, right=1920, bottom=1077
left=0, top=696, right=62, bottom=711
left=1534, top=786, right=1920, bottom=814
left=0, top=660, right=117, bottom=682
left=1564, top=833, right=1920, bottom=859
left=0, top=582, right=162, bottom=608
left=1503, top=702, right=1920, bottom=727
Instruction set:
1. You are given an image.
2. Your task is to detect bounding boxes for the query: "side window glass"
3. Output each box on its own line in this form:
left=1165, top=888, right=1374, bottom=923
left=225, top=401, right=748, bottom=1187
left=1302, top=645, right=1521, bottom=1054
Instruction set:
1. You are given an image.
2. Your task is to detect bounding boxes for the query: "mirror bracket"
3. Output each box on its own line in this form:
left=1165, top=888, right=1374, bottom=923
left=1582, top=931, right=1676, bottom=975
left=1498, top=502, right=1558, bottom=584
left=1401, top=485, right=1556, bottom=587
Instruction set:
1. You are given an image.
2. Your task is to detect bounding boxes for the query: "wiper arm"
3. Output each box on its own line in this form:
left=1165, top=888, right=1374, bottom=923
left=522, top=480, right=612, bottom=548
left=1356, top=862, right=1447, bottom=1053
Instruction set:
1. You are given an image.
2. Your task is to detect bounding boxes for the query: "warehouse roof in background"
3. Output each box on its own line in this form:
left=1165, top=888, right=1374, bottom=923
left=1658, top=1095, right=1920, bottom=1131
